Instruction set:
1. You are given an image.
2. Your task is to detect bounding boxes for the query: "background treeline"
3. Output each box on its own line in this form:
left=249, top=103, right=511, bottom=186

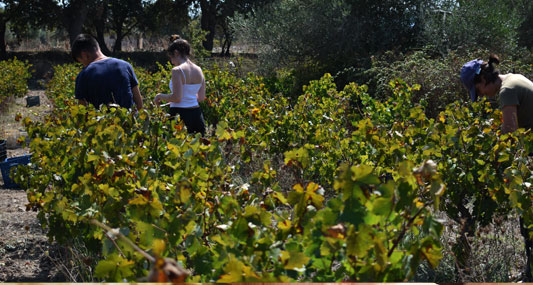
left=2, top=0, right=533, bottom=110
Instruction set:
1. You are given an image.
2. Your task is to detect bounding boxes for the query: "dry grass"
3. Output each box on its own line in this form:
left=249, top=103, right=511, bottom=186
left=0, top=91, right=53, bottom=147
left=415, top=212, right=527, bottom=282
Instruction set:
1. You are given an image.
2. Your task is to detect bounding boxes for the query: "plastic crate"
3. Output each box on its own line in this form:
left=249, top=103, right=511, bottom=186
left=26, top=95, right=40, bottom=107
left=0, top=154, right=31, bottom=189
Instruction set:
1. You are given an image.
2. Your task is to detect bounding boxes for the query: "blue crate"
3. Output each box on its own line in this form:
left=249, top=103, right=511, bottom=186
left=0, top=154, right=31, bottom=189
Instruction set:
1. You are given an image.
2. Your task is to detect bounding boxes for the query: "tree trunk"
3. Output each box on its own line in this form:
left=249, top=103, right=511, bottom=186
left=95, top=26, right=111, bottom=55
left=224, top=38, right=232, bottom=56
left=94, top=3, right=111, bottom=54
left=219, top=38, right=225, bottom=56
left=221, top=23, right=233, bottom=56
left=64, top=1, right=89, bottom=45
left=0, top=17, right=7, bottom=60
left=199, top=0, right=218, bottom=51
left=137, top=33, right=143, bottom=50
left=113, top=26, right=123, bottom=52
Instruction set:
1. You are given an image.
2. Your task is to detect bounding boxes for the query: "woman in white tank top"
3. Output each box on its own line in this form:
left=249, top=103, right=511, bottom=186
left=154, top=35, right=207, bottom=136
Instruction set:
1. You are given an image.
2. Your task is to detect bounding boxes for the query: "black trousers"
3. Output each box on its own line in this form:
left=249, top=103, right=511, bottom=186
left=169, top=107, right=206, bottom=136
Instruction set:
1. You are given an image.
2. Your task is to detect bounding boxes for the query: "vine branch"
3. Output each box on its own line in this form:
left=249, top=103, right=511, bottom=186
left=90, top=218, right=156, bottom=263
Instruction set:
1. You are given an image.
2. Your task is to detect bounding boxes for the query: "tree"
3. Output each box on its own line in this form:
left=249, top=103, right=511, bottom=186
left=345, top=0, right=424, bottom=56
left=515, top=0, right=533, bottom=49
left=420, top=0, right=522, bottom=55
left=198, top=0, right=219, bottom=51
left=57, top=0, right=91, bottom=45
left=197, top=0, right=272, bottom=52
left=0, top=2, right=13, bottom=58
left=239, top=0, right=424, bottom=73
left=87, top=0, right=112, bottom=54
left=141, top=0, right=191, bottom=38
left=0, top=0, right=56, bottom=58
left=108, top=0, right=145, bottom=52
left=216, top=16, right=233, bottom=56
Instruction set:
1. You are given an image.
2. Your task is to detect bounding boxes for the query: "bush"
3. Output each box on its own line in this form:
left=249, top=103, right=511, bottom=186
left=19, top=59, right=533, bottom=282
left=345, top=48, right=533, bottom=119
left=0, top=58, right=32, bottom=108
left=45, top=63, right=81, bottom=108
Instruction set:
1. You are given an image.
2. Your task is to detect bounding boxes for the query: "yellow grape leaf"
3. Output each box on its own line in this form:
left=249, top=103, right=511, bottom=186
left=277, top=220, right=291, bottom=231
left=152, top=239, right=166, bottom=256
left=281, top=250, right=310, bottom=270
left=272, top=192, right=288, bottom=205
left=218, top=258, right=245, bottom=283
left=420, top=238, right=443, bottom=268
left=87, top=154, right=100, bottom=162
left=346, top=224, right=372, bottom=257
left=180, top=187, right=191, bottom=203
left=98, top=184, right=119, bottom=199
left=218, top=271, right=242, bottom=283
left=293, top=184, right=304, bottom=193
left=150, top=197, right=164, bottom=217
left=242, top=265, right=260, bottom=279
left=306, top=183, right=324, bottom=208
left=423, top=245, right=443, bottom=268
left=93, top=230, right=103, bottom=240
left=94, top=254, right=135, bottom=279
left=167, top=143, right=180, bottom=157
left=217, top=130, right=232, bottom=141
left=211, top=235, right=228, bottom=246
left=374, top=236, right=388, bottom=271
left=62, top=210, right=78, bottom=222
left=129, top=194, right=148, bottom=205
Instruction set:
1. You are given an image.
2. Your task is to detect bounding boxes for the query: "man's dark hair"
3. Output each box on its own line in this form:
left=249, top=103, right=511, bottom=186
left=71, top=34, right=100, bottom=61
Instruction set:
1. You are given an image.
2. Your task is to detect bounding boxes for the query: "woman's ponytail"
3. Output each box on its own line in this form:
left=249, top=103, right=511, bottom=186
left=475, top=54, right=500, bottom=85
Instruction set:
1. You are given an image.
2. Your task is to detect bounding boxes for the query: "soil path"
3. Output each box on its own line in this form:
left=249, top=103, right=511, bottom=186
left=0, top=91, right=64, bottom=282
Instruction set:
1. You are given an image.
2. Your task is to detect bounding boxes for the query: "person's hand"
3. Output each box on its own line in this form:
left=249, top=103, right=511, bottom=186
left=154, top=94, right=164, bottom=106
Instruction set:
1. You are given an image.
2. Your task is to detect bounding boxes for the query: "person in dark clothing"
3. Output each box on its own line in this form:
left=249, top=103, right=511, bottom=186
left=72, top=34, right=143, bottom=110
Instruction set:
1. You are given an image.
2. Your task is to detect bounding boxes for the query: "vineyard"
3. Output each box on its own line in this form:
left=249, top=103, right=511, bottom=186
left=3, top=58, right=533, bottom=282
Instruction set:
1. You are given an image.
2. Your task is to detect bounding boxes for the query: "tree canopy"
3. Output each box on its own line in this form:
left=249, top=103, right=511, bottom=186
left=1, top=0, right=533, bottom=60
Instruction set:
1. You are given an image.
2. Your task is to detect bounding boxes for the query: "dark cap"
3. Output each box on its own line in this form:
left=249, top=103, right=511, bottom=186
left=460, top=59, right=483, bottom=102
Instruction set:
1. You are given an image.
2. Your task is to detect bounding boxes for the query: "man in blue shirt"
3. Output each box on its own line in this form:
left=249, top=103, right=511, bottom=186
left=72, top=34, right=143, bottom=110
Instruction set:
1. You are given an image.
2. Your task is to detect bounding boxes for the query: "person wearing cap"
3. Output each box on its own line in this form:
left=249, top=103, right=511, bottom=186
left=462, top=55, right=533, bottom=281
left=460, top=55, right=533, bottom=134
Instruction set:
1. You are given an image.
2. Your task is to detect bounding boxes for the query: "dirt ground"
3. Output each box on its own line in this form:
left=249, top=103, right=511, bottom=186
left=0, top=91, right=65, bottom=282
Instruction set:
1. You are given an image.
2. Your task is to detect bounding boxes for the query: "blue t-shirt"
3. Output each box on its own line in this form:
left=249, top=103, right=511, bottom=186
left=75, top=58, right=139, bottom=108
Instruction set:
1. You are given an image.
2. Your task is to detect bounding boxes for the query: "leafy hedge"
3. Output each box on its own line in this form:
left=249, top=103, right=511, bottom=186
left=337, top=48, right=533, bottom=119
left=0, top=58, right=32, bottom=108
left=12, top=61, right=533, bottom=282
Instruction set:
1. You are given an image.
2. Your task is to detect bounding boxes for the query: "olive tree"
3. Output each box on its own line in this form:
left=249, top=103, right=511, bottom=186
left=420, top=0, right=522, bottom=55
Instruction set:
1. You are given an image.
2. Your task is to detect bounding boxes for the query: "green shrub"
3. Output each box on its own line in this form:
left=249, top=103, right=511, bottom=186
left=0, top=58, right=32, bottom=108
left=346, top=48, right=533, bottom=119
left=45, top=63, right=81, bottom=108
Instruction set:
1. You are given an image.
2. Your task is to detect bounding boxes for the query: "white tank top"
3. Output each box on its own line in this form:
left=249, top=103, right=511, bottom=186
left=169, top=67, right=202, bottom=108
